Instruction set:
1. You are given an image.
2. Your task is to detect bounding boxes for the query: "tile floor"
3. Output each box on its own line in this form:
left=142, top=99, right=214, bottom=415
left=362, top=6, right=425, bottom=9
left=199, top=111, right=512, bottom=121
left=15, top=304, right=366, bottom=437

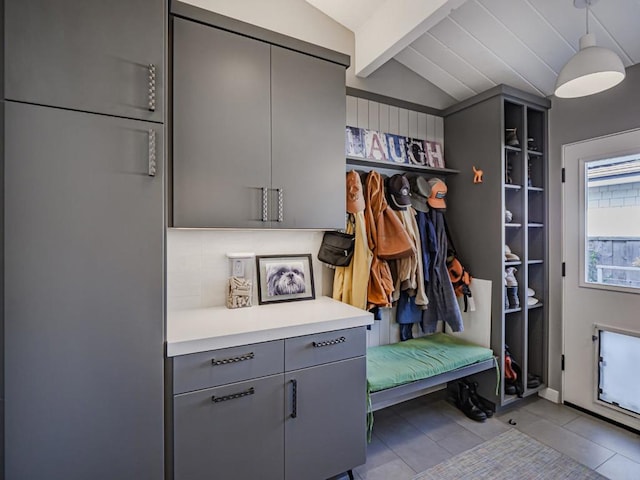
left=341, top=392, right=640, bottom=480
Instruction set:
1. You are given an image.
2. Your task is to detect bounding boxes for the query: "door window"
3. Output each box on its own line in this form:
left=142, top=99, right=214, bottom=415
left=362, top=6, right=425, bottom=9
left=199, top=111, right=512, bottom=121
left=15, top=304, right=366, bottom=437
left=585, top=155, right=640, bottom=291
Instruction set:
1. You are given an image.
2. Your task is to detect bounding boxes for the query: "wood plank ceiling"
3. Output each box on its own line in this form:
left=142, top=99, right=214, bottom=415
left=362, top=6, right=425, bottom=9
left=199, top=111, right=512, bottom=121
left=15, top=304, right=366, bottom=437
left=309, top=0, right=640, bottom=103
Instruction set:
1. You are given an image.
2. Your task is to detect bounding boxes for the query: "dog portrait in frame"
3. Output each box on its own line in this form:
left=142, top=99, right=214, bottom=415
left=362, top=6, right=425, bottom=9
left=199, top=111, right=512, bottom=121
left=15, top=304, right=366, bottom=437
left=256, top=254, right=315, bottom=305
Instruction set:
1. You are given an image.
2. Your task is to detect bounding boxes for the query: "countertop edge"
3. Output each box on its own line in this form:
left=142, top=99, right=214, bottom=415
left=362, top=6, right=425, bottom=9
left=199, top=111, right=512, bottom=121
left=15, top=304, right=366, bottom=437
left=166, top=298, right=374, bottom=356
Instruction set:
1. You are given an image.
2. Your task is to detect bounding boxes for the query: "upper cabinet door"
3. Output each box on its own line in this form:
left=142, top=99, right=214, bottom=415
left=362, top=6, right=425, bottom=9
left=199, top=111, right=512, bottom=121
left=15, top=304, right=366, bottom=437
left=171, top=17, right=272, bottom=228
left=271, top=46, right=346, bottom=229
left=5, top=0, right=164, bottom=122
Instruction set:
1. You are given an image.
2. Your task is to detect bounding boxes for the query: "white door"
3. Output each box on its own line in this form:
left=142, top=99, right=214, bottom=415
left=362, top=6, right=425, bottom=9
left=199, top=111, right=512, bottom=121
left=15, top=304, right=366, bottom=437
left=563, top=129, right=640, bottom=430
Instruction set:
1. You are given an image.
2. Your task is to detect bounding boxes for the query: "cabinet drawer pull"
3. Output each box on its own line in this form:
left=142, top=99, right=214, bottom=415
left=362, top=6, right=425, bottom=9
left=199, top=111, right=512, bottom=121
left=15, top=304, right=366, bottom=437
left=312, top=336, right=346, bottom=348
left=211, top=352, right=255, bottom=366
left=290, top=379, right=297, bottom=418
left=261, top=187, right=269, bottom=222
left=148, top=129, right=157, bottom=177
left=212, top=387, right=255, bottom=404
left=148, top=64, right=156, bottom=112
left=277, top=188, right=284, bottom=223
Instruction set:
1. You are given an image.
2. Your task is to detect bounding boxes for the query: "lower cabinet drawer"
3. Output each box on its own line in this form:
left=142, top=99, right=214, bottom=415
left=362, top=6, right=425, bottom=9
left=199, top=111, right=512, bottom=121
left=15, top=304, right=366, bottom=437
left=285, top=327, right=366, bottom=371
left=172, top=339, right=284, bottom=394
left=173, top=374, right=285, bottom=480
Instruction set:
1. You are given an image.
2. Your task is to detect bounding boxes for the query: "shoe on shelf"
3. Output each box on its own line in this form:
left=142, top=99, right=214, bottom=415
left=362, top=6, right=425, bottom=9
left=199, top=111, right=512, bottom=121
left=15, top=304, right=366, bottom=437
left=505, top=210, right=513, bottom=223
left=456, top=382, right=487, bottom=422
left=504, top=245, right=519, bottom=261
left=527, top=296, right=539, bottom=306
left=505, top=267, right=518, bottom=286
left=527, top=287, right=535, bottom=297
left=506, top=286, right=520, bottom=308
left=506, top=128, right=520, bottom=147
left=527, top=373, right=541, bottom=389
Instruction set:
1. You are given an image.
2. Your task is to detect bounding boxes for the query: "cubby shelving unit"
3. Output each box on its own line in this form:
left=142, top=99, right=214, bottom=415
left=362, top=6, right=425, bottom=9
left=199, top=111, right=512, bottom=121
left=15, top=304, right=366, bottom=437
left=443, top=85, right=550, bottom=409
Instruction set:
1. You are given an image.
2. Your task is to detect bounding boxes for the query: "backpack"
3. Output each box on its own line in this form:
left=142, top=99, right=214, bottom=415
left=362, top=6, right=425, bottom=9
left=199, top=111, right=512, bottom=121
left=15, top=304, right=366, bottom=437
left=443, top=216, right=473, bottom=311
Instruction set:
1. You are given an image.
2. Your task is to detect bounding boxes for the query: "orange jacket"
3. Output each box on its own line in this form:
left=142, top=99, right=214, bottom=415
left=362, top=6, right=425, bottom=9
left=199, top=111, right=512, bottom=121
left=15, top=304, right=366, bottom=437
left=364, top=172, right=396, bottom=308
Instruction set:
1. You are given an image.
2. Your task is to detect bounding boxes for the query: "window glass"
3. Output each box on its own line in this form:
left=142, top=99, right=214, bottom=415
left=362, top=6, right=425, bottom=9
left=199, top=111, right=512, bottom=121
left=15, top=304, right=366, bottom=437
left=586, top=155, right=640, bottom=290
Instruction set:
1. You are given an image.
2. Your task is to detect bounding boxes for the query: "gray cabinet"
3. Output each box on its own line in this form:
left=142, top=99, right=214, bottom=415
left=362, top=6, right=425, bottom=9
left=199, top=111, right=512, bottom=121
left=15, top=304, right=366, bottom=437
left=270, top=46, right=346, bottom=229
left=171, top=13, right=347, bottom=229
left=172, top=17, right=271, bottom=228
left=443, top=85, right=549, bottom=409
left=285, top=358, right=366, bottom=480
left=5, top=0, right=165, bottom=121
left=174, top=374, right=285, bottom=480
left=171, top=327, right=367, bottom=480
left=4, top=101, right=164, bottom=479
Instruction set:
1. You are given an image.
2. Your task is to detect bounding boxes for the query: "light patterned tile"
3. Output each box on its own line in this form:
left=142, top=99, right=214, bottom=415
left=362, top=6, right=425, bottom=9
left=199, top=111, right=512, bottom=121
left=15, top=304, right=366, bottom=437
left=436, top=427, right=485, bottom=455
left=356, top=458, right=415, bottom=480
left=596, top=454, right=640, bottom=480
left=564, top=415, right=640, bottom=464
left=519, top=418, right=615, bottom=470
left=497, top=405, right=543, bottom=430
left=523, top=398, right=579, bottom=425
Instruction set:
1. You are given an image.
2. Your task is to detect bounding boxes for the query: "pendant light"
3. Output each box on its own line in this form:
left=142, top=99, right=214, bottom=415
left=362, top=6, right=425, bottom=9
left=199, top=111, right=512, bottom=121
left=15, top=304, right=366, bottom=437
left=554, top=0, right=625, bottom=98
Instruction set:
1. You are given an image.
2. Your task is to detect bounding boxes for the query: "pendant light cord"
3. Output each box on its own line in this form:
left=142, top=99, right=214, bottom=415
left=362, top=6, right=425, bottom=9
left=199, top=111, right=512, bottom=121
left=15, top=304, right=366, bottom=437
left=586, top=2, right=590, bottom=35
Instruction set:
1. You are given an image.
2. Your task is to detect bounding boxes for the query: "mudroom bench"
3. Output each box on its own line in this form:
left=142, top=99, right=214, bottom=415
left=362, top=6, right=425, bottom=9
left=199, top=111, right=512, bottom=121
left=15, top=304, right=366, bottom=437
left=367, top=333, right=497, bottom=412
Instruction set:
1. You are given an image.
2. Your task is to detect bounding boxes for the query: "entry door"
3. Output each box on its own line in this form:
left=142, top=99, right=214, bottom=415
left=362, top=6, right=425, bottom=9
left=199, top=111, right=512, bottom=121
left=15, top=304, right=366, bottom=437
left=562, top=129, right=640, bottom=430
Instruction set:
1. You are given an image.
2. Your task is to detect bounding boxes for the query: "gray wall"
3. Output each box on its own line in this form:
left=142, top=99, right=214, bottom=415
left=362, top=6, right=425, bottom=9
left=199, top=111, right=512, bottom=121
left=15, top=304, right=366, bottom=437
left=548, top=63, right=640, bottom=392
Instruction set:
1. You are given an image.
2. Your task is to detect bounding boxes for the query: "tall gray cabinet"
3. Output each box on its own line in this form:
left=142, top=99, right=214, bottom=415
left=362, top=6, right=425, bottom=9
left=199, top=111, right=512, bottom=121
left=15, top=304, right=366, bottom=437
left=443, top=86, right=550, bottom=409
left=171, top=2, right=349, bottom=229
left=3, top=1, right=165, bottom=479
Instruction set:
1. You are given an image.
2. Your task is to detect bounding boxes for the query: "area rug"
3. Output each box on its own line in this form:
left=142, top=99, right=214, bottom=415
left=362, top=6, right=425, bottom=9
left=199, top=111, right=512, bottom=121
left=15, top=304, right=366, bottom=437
left=413, top=429, right=607, bottom=480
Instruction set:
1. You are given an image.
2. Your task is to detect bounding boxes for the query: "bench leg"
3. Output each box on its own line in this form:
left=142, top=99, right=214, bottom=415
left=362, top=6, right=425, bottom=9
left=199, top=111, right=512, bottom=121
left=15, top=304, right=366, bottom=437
left=348, top=470, right=354, bottom=480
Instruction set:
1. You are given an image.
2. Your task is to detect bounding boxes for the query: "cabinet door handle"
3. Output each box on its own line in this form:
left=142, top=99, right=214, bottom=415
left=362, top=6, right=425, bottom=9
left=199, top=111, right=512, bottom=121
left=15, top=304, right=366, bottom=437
left=148, top=64, right=156, bottom=112
left=290, top=379, right=297, bottom=418
left=277, top=188, right=284, bottom=222
left=312, top=336, right=346, bottom=348
left=211, top=352, right=254, bottom=366
left=148, top=129, right=157, bottom=177
left=212, top=387, right=255, bottom=404
left=261, top=187, right=269, bottom=222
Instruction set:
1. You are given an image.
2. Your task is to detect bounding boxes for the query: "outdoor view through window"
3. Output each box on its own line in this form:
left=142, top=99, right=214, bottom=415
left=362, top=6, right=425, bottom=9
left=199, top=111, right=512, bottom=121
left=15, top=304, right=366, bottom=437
left=586, top=155, right=640, bottom=290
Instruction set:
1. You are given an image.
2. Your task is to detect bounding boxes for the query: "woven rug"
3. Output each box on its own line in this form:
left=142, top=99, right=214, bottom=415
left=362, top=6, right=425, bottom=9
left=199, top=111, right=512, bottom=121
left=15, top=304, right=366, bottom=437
left=413, top=429, right=607, bottom=480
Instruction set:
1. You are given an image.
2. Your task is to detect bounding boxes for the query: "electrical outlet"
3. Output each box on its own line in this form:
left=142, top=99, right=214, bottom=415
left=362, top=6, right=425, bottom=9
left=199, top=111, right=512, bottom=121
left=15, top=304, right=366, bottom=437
left=232, top=259, right=245, bottom=277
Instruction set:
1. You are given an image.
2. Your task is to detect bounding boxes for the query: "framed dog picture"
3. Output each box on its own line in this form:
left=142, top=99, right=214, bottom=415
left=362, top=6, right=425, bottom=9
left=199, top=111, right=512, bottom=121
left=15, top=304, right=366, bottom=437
left=256, top=254, right=315, bottom=305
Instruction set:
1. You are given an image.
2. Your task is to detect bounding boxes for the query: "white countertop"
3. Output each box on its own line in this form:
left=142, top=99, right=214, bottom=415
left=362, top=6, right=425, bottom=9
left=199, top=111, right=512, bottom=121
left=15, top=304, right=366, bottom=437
left=166, top=296, right=374, bottom=356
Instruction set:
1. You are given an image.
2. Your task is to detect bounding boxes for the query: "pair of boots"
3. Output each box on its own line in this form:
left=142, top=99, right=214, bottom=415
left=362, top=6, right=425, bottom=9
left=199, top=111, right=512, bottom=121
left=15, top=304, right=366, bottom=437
left=455, top=380, right=495, bottom=422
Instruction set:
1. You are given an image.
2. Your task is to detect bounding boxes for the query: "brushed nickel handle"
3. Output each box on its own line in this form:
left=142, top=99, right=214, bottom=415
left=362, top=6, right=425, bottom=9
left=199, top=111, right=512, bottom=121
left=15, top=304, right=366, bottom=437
left=262, top=187, right=269, bottom=222
left=211, top=352, right=254, bottom=366
left=277, top=188, right=284, bottom=222
left=212, top=387, right=255, bottom=404
left=148, top=129, right=157, bottom=177
left=148, top=64, right=156, bottom=112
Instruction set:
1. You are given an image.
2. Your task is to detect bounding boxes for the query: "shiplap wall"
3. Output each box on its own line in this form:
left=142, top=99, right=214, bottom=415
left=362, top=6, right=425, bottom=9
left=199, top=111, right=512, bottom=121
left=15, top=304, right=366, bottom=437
left=346, top=95, right=444, bottom=147
left=345, top=95, right=447, bottom=347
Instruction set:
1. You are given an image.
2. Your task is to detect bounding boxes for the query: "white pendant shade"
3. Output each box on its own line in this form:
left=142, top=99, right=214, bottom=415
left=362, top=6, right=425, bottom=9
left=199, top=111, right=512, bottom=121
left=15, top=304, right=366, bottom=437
left=555, top=33, right=625, bottom=98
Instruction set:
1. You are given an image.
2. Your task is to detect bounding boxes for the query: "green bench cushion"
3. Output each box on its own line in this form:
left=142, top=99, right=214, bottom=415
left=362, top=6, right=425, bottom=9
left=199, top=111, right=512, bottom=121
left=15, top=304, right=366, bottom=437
left=367, top=333, right=495, bottom=393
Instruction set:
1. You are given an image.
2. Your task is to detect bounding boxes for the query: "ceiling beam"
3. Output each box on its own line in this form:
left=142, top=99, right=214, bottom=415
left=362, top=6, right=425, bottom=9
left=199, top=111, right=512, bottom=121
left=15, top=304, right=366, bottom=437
left=355, top=0, right=467, bottom=78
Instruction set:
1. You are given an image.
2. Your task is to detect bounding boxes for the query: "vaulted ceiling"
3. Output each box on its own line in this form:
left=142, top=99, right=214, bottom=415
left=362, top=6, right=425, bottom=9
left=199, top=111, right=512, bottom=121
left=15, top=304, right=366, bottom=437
left=306, top=0, right=640, bottom=103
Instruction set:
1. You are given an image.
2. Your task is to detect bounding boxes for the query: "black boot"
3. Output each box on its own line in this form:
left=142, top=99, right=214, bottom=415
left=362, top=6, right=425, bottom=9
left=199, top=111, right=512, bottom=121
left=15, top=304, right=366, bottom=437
left=464, top=380, right=494, bottom=418
left=456, top=382, right=487, bottom=422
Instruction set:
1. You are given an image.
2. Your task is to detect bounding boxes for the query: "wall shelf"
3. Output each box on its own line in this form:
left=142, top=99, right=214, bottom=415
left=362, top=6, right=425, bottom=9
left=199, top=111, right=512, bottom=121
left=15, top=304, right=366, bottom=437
left=346, top=156, right=459, bottom=175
